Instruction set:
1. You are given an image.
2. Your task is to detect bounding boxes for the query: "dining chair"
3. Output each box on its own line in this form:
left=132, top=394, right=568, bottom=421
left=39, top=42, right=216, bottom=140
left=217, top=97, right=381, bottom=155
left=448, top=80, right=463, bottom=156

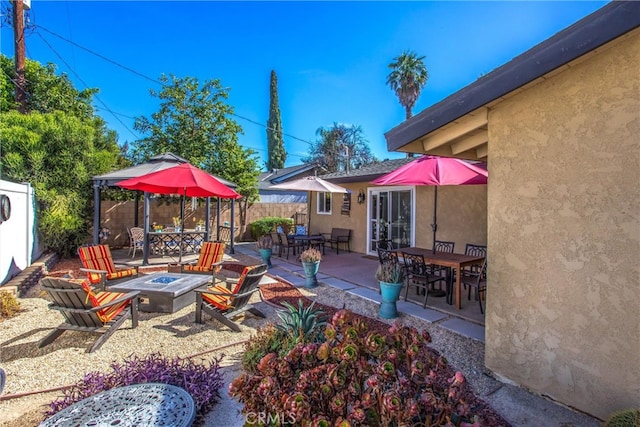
left=270, top=232, right=282, bottom=257
left=431, top=240, right=455, bottom=293
left=434, top=240, right=455, bottom=253
left=401, top=252, right=446, bottom=308
left=458, top=243, right=487, bottom=297
left=278, top=232, right=301, bottom=260
left=460, top=258, right=487, bottom=314
left=128, top=227, right=145, bottom=258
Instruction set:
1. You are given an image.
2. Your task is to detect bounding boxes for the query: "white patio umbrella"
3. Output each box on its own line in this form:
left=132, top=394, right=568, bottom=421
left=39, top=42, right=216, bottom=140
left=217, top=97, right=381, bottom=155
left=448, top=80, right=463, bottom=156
left=270, top=176, right=349, bottom=232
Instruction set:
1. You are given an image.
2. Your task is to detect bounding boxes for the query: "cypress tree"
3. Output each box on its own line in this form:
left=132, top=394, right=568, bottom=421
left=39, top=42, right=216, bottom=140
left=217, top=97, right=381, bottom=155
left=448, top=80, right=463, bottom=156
left=266, top=70, right=286, bottom=170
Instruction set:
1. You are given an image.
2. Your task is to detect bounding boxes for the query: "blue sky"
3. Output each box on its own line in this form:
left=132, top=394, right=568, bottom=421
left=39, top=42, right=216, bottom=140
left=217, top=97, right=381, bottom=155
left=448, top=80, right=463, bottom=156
left=1, top=1, right=607, bottom=168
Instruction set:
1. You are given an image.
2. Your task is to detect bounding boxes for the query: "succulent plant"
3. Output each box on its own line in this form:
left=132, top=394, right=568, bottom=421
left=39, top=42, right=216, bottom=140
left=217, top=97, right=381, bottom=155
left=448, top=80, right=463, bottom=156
left=276, top=299, right=327, bottom=343
left=230, top=309, right=504, bottom=426
left=375, top=260, right=404, bottom=283
left=300, top=247, right=322, bottom=263
left=255, top=234, right=273, bottom=249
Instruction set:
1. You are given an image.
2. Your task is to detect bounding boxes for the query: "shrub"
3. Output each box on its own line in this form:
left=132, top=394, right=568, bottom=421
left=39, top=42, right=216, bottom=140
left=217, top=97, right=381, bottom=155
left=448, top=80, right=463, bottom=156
left=604, top=409, right=640, bottom=427
left=46, top=353, right=225, bottom=426
left=0, top=291, right=20, bottom=318
left=230, top=309, right=493, bottom=426
left=250, top=217, right=293, bottom=239
left=241, top=323, right=296, bottom=375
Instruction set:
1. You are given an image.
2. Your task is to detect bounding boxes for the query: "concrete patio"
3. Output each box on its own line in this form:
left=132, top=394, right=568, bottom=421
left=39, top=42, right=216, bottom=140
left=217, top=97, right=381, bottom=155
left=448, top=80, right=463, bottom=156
left=113, top=242, right=486, bottom=342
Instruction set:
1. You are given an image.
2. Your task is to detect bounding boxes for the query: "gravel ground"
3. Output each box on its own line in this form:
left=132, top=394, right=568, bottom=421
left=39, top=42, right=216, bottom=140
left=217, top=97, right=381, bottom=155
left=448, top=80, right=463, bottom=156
left=0, top=252, right=499, bottom=426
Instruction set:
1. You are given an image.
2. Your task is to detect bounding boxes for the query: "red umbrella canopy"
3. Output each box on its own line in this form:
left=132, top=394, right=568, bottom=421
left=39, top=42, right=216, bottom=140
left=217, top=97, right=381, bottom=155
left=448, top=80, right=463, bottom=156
left=116, top=163, right=241, bottom=199
left=371, top=155, right=487, bottom=186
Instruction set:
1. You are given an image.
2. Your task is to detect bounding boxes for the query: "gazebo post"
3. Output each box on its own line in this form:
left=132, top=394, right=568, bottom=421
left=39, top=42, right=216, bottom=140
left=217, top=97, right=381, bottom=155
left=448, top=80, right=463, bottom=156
left=216, top=198, right=221, bottom=241
left=205, top=197, right=211, bottom=242
left=142, top=191, right=150, bottom=265
left=93, top=183, right=101, bottom=245
left=230, top=199, right=235, bottom=254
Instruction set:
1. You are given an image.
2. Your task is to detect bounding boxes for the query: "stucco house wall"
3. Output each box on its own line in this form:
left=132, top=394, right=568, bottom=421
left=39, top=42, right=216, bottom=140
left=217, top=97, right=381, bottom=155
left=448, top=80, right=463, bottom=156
left=309, top=182, right=487, bottom=255
left=485, top=31, right=640, bottom=418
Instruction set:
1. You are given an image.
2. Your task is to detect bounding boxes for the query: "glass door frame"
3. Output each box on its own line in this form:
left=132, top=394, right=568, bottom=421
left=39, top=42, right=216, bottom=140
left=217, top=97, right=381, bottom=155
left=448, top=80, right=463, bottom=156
left=366, top=186, right=415, bottom=256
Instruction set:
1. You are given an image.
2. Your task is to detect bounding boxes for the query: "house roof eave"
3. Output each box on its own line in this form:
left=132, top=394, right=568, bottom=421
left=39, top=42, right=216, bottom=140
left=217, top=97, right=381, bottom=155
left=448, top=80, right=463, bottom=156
left=385, top=1, right=640, bottom=153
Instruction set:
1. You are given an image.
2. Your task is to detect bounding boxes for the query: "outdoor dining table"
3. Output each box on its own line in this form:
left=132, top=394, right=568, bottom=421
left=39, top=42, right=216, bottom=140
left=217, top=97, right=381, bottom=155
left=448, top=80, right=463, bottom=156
left=292, top=234, right=325, bottom=251
left=400, top=247, right=485, bottom=310
left=148, top=229, right=206, bottom=255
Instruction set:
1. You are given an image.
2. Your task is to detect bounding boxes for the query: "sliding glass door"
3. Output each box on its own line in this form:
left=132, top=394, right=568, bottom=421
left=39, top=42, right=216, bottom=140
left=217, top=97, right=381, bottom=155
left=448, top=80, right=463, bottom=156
left=368, top=187, right=413, bottom=254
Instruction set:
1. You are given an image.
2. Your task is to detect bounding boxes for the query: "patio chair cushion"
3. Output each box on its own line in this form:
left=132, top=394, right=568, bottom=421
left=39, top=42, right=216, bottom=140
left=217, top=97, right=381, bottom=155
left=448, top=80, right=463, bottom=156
left=183, top=242, right=226, bottom=273
left=201, top=284, right=234, bottom=310
left=295, top=225, right=307, bottom=235
left=202, top=265, right=260, bottom=310
left=78, top=245, right=137, bottom=285
left=80, top=281, right=132, bottom=323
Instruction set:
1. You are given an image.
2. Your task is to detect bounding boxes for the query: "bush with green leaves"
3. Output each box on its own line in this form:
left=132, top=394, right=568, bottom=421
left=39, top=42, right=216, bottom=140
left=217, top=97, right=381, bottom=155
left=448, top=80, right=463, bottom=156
left=250, top=217, right=293, bottom=239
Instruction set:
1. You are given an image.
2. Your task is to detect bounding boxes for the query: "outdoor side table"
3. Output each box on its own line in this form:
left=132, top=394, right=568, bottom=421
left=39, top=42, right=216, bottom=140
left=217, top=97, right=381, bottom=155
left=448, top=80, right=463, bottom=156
left=39, top=383, right=195, bottom=427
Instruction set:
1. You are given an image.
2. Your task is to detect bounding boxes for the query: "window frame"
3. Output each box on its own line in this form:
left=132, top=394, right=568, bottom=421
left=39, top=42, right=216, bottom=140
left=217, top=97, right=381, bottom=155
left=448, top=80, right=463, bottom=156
left=317, top=192, right=332, bottom=215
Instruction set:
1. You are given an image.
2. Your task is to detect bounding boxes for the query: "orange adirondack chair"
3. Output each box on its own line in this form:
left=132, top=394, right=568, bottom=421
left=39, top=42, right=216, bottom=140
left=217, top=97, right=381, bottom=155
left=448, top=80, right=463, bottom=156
left=182, top=242, right=226, bottom=274
left=78, top=244, right=138, bottom=289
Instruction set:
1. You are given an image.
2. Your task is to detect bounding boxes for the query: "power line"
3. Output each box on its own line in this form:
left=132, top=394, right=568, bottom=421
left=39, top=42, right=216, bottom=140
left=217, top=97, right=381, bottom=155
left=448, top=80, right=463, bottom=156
left=35, top=30, right=140, bottom=139
left=35, top=24, right=320, bottom=147
left=28, top=23, right=352, bottom=161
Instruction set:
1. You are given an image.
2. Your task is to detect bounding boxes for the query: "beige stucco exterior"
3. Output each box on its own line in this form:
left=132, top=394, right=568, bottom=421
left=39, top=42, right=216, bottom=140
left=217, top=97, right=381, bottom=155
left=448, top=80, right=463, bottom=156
left=485, top=32, right=640, bottom=418
left=308, top=182, right=487, bottom=255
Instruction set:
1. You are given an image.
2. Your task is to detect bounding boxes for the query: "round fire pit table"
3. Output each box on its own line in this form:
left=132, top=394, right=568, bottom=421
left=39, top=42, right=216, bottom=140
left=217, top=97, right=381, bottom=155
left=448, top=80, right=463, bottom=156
left=40, top=383, right=195, bottom=427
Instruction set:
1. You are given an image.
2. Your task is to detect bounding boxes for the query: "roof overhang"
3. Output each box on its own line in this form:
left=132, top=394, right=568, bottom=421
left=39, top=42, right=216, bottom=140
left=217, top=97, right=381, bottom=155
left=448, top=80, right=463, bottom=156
left=384, top=1, right=640, bottom=160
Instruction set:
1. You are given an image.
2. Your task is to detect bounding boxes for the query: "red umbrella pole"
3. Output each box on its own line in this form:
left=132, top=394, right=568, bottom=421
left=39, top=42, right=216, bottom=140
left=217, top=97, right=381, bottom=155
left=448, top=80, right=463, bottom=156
left=431, top=186, right=438, bottom=254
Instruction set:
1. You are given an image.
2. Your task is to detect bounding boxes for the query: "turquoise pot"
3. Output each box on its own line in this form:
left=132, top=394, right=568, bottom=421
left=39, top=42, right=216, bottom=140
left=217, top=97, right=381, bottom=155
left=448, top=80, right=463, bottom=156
left=258, top=248, right=272, bottom=268
left=302, top=261, right=320, bottom=288
left=378, top=281, right=403, bottom=319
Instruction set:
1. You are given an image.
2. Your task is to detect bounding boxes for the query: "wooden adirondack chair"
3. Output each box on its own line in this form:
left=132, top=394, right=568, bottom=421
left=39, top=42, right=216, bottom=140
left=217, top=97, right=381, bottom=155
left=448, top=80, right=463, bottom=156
left=194, top=264, right=268, bottom=332
left=78, top=244, right=138, bottom=289
left=39, top=277, right=140, bottom=353
left=181, top=242, right=226, bottom=274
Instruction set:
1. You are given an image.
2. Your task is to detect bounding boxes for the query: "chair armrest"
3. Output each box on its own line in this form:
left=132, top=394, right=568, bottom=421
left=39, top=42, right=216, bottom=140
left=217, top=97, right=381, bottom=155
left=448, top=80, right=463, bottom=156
left=194, top=287, right=259, bottom=299
left=88, top=291, right=141, bottom=312
left=115, top=265, right=138, bottom=273
left=80, top=267, right=108, bottom=275
left=337, top=236, right=349, bottom=242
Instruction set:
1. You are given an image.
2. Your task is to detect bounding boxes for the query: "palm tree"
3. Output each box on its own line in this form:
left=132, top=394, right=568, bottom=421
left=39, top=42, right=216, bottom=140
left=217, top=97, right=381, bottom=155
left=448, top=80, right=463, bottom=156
left=386, top=50, right=429, bottom=120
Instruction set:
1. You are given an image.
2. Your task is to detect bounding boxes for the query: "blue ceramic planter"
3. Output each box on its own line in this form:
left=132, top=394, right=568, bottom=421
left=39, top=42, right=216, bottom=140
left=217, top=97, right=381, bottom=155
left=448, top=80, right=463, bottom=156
left=302, top=261, right=320, bottom=288
left=258, top=248, right=273, bottom=268
left=378, top=280, right=403, bottom=319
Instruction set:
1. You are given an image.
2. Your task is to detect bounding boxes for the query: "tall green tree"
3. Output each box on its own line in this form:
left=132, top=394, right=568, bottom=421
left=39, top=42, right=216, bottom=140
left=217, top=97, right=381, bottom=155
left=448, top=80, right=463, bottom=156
left=303, top=123, right=377, bottom=173
left=386, top=50, right=429, bottom=120
left=0, top=55, right=125, bottom=255
left=131, top=74, right=261, bottom=233
left=266, top=70, right=286, bottom=171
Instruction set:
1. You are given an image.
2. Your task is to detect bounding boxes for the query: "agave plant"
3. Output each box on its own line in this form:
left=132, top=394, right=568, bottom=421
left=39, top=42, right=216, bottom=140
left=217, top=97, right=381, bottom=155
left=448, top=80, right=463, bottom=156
left=276, top=299, right=327, bottom=343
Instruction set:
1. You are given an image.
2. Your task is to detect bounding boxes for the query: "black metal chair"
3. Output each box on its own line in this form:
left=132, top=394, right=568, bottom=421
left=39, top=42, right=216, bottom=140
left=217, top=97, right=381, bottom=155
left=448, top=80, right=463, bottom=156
left=401, top=252, right=446, bottom=308
left=461, top=243, right=487, bottom=298
left=278, top=232, right=301, bottom=260
left=460, top=258, right=487, bottom=314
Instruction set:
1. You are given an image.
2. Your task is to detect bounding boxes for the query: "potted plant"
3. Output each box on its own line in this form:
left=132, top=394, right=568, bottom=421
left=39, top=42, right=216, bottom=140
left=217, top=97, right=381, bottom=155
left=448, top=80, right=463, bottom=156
left=375, top=260, right=405, bottom=319
left=255, top=235, right=273, bottom=268
left=299, top=247, right=322, bottom=288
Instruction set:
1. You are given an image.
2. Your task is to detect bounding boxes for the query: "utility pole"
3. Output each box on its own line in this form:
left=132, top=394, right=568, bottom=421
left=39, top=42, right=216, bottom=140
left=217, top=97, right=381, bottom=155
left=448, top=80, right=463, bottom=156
left=12, top=0, right=27, bottom=113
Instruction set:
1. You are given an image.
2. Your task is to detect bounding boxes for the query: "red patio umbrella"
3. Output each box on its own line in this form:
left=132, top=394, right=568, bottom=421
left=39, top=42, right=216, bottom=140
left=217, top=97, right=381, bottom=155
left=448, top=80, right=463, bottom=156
left=117, top=163, right=241, bottom=261
left=371, top=155, right=487, bottom=253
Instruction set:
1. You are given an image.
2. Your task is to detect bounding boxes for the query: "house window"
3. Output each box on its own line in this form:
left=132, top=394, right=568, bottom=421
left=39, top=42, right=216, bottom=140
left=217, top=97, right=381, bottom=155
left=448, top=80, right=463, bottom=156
left=317, top=192, right=331, bottom=214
